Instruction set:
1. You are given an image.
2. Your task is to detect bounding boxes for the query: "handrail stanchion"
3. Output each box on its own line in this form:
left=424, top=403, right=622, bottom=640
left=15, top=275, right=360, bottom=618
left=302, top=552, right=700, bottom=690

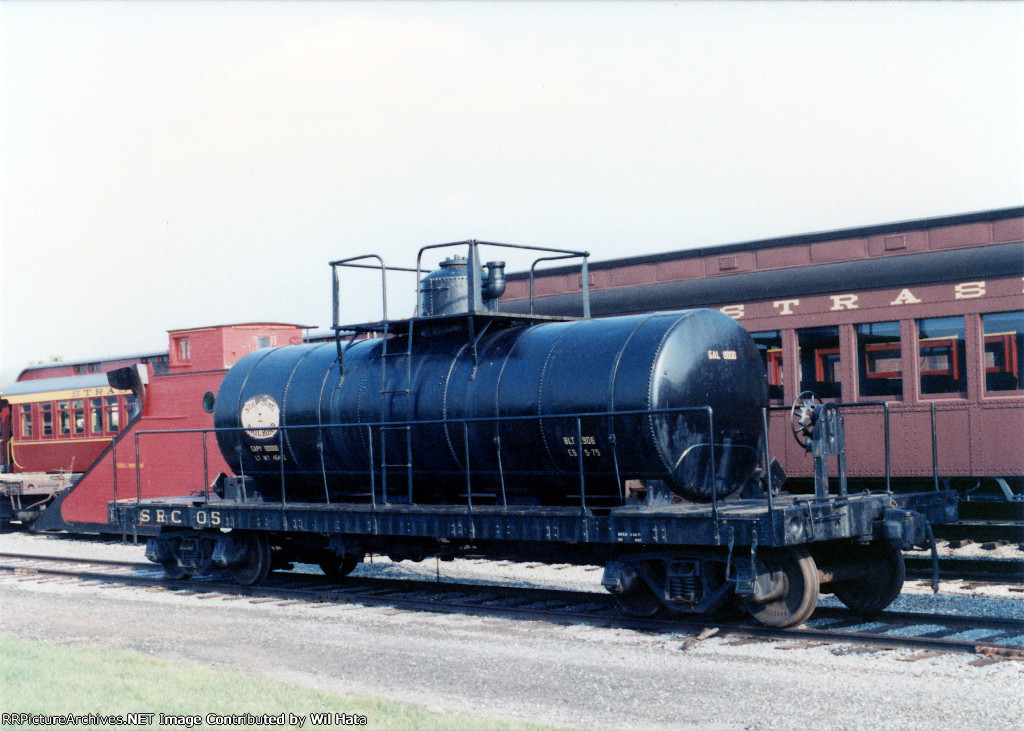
left=707, top=407, right=719, bottom=542
left=319, top=426, right=331, bottom=504
left=380, top=427, right=388, bottom=505
left=111, top=438, right=124, bottom=541
left=463, top=420, right=472, bottom=510
left=279, top=427, right=287, bottom=505
left=202, top=431, right=209, bottom=503
left=883, top=402, right=892, bottom=493
left=608, top=415, right=623, bottom=505
left=236, top=438, right=246, bottom=502
left=931, top=402, right=940, bottom=492
left=762, top=407, right=773, bottom=512
left=367, top=425, right=376, bottom=509
left=580, top=258, right=590, bottom=319
left=134, top=432, right=142, bottom=503
left=111, top=439, right=118, bottom=504
left=494, top=422, right=508, bottom=508
left=576, top=417, right=587, bottom=513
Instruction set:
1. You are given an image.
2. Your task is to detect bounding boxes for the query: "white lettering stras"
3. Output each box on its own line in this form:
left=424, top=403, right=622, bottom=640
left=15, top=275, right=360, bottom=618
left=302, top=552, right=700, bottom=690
left=954, top=281, right=986, bottom=300
left=773, top=299, right=800, bottom=315
left=889, top=288, right=923, bottom=306
left=720, top=304, right=745, bottom=319
left=829, top=294, right=859, bottom=311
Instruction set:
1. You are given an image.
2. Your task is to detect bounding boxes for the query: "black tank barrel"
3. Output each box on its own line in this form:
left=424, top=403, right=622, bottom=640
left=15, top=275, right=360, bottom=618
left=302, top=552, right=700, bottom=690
left=214, top=308, right=767, bottom=504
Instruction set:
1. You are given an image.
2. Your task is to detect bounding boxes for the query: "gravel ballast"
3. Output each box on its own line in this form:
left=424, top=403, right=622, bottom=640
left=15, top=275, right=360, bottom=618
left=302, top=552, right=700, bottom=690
left=2, top=532, right=1022, bottom=730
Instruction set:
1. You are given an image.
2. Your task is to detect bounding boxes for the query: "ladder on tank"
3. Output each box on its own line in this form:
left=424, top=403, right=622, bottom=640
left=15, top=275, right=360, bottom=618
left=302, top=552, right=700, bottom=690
left=330, top=254, right=419, bottom=505
left=379, top=319, right=414, bottom=503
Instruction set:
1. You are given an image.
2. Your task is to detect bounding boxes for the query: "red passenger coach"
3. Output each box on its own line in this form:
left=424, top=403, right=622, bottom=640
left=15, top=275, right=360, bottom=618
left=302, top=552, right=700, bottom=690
left=12, top=323, right=306, bottom=532
left=0, top=353, right=164, bottom=527
left=1, top=376, right=137, bottom=474
left=502, top=207, right=1024, bottom=499
left=1, top=351, right=167, bottom=475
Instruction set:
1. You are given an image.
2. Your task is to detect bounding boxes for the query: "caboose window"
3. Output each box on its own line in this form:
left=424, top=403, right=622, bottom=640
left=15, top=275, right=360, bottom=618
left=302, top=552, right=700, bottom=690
left=176, top=337, right=191, bottom=362
left=856, top=321, right=902, bottom=398
left=797, top=326, right=841, bottom=399
left=917, top=316, right=966, bottom=395
left=20, top=404, right=32, bottom=438
left=749, top=331, right=783, bottom=401
left=983, top=310, right=1024, bottom=393
left=41, top=403, right=52, bottom=437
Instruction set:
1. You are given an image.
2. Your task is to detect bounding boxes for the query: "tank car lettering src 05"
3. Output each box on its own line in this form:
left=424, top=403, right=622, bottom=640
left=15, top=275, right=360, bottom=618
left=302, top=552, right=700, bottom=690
left=122, top=240, right=956, bottom=629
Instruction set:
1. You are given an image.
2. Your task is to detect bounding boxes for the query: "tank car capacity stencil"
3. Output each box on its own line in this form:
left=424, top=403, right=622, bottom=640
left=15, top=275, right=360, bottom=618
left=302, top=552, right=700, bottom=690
left=241, top=394, right=280, bottom=439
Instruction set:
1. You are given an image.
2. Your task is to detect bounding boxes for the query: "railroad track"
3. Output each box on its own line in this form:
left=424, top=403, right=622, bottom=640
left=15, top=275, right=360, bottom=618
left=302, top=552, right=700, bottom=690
left=905, top=555, right=1024, bottom=584
left=2, top=552, right=1022, bottom=662
left=934, top=499, right=1024, bottom=545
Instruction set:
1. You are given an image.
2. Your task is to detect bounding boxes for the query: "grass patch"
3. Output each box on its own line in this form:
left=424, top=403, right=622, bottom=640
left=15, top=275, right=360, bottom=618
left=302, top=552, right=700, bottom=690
left=0, top=636, right=570, bottom=730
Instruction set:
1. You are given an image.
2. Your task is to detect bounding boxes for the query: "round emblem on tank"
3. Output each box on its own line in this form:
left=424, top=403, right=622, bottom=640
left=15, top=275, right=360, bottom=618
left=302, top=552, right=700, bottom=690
left=240, top=394, right=280, bottom=440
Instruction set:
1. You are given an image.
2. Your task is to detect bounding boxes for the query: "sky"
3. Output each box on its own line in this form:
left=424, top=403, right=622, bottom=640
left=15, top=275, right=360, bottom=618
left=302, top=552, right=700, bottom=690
left=1, top=1, right=1022, bottom=384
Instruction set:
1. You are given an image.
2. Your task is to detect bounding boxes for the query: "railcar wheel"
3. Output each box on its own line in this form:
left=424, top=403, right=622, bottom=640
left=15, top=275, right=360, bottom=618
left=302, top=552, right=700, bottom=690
left=318, top=554, right=359, bottom=580
left=609, top=567, right=667, bottom=618
left=160, top=561, right=193, bottom=581
left=227, top=533, right=272, bottom=586
left=833, top=542, right=905, bottom=615
left=742, top=547, right=819, bottom=628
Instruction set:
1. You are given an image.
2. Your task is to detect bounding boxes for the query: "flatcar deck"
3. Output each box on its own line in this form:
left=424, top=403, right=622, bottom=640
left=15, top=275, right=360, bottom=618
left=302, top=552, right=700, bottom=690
left=111, top=489, right=955, bottom=551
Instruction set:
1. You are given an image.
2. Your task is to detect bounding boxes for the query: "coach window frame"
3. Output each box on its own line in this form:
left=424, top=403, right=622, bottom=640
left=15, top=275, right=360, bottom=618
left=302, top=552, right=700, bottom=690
left=796, top=325, right=842, bottom=400
left=72, top=399, right=85, bottom=435
left=20, top=404, right=32, bottom=438
left=40, top=402, right=53, bottom=438
left=917, top=315, right=968, bottom=398
left=981, top=309, right=1023, bottom=394
left=106, top=396, right=120, bottom=433
left=90, top=397, right=104, bottom=435
left=855, top=320, right=903, bottom=399
left=58, top=400, right=71, bottom=436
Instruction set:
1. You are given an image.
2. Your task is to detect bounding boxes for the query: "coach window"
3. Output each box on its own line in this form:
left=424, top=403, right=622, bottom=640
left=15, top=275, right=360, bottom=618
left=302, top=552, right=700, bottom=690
left=58, top=401, right=71, bottom=435
left=91, top=398, right=104, bottom=433
left=125, top=395, right=138, bottom=419
left=72, top=399, right=85, bottom=434
left=749, top=331, right=783, bottom=401
left=41, top=403, right=53, bottom=437
left=983, top=310, right=1024, bottom=393
left=797, top=326, right=841, bottom=399
left=917, top=316, right=966, bottom=395
left=20, top=404, right=32, bottom=438
left=106, top=397, right=120, bottom=432
left=856, top=321, right=902, bottom=398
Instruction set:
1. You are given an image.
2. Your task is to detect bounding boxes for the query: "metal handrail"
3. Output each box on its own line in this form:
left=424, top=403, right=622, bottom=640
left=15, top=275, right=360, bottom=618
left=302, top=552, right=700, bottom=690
left=127, top=404, right=719, bottom=510
left=413, top=239, right=590, bottom=318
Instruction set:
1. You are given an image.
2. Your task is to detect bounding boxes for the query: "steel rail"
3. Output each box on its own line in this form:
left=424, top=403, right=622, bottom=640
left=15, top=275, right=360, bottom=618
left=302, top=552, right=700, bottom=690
left=2, top=553, right=1021, bottom=659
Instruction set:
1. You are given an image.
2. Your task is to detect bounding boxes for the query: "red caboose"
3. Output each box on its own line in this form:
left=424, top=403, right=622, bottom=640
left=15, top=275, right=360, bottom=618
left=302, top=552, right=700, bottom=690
left=2, top=323, right=306, bottom=531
